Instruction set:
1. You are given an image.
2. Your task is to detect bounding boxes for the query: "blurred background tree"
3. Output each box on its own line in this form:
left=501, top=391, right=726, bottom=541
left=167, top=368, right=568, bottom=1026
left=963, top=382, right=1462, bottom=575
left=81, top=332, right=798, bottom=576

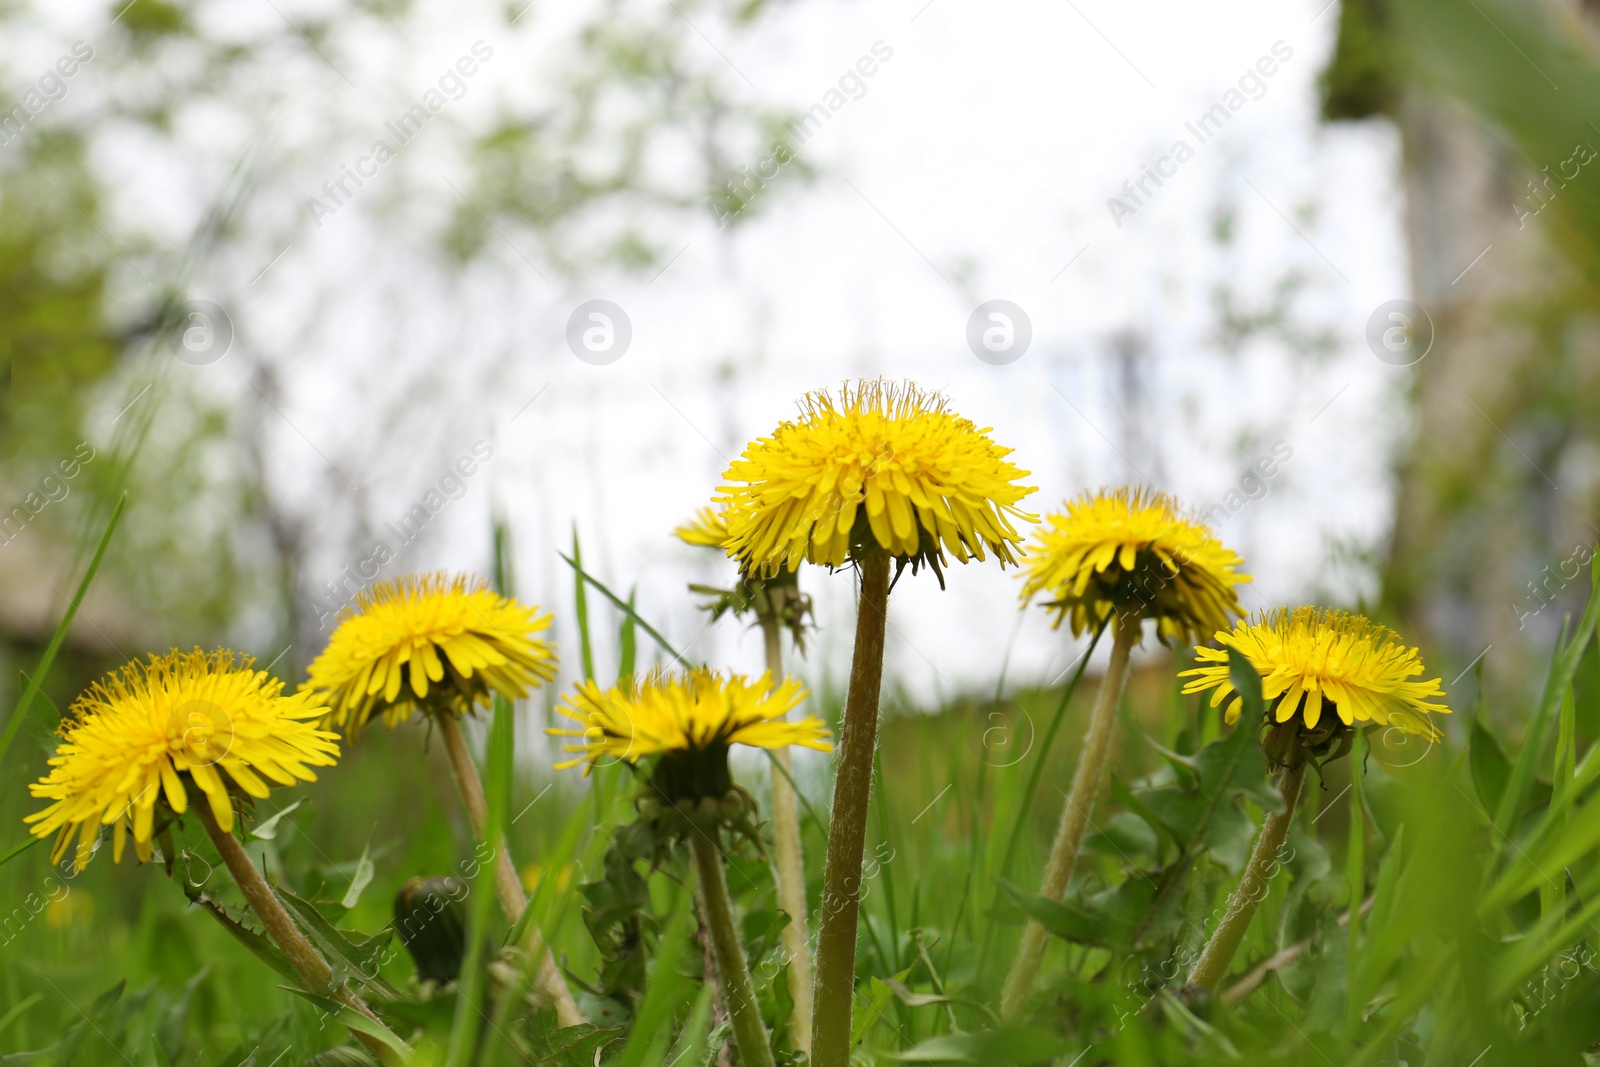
left=1326, top=0, right=1600, bottom=723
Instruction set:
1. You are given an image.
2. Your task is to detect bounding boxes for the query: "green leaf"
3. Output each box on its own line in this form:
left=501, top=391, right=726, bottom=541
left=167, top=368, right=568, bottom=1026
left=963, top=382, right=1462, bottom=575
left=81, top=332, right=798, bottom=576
left=279, top=989, right=409, bottom=1055
left=854, top=965, right=914, bottom=1047
left=193, top=894, right=301, bottom=984
left=1228, top=646, right=1266, bottom=722
left=274, top=887, right=397, bottom=998
left=250, top=799, right=305, bottom=841
left=1470, top=717, right=1511, bottom=816
left=0, top=492, right=125, bottom=769
left=55, top=980, right=125, bottom=1067
left=1134, top=704, right=1280, bottom=874
left=994, top=878, right=1154, bottom=950
left=340, top=842, right=376, bottom=909
left=0, top=993, right=42, bottom=1039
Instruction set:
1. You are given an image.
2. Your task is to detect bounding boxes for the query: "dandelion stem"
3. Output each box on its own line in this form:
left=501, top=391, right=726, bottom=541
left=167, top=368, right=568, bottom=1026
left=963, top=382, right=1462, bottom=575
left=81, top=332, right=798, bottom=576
left=1001, top=612, right=1139, bottom=1020
left=811, top=551, right=891, bottom=1067
left=1188, top=760, right=1309, bottom=992
left=690, top=829, right=778, bottom=1067
left=758, top=604, right=812, bottom=1055
left=194, top=802, right=404, bottom=1059
left=760, top=601, right=814, bottom=1056
left=435, top=712, right=584, bottom=1027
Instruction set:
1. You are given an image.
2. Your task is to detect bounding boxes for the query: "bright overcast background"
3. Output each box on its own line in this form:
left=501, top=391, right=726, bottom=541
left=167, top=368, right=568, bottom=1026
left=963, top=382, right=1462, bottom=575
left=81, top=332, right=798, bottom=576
left=14, top=0, right=1409, bottom=711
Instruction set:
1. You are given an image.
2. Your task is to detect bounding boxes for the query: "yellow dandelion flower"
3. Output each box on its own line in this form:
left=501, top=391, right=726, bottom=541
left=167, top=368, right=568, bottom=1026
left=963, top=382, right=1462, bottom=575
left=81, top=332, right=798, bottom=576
left=675, top=506, right=731, bottom=550
left=550, top=669, right=830, bottom=796
left=303, top=573, right=558, bottom=737
left=1179, top=607, right=1451, bottom=740
left=26, top=649, right=339, bottom=873
left=717, top=379, right=1037, bottom=580
left=1019, top=486, right=1250, bottom=645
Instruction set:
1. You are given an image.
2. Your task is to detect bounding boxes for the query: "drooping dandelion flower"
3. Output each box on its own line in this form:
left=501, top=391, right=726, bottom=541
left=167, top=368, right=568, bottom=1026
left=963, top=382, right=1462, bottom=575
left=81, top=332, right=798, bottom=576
left=553, top=668, right=824, bottom=1067
left=1180, top=606, right=1451, bottom=740
left=674, top=506, right=731, bottom=550
left=550, top=668, right=828, bottom=797
left=302, top=572, right=557, bottom=737
left=26, top=649, right=338, bottom=872
left=1019, top=486, right=1249, bottom=645
left=717, top=379, right=1037, bottom=581
left=1003, top=486, right=1251, bottom=1020
left=1181, top=608, right=1449, bottom=993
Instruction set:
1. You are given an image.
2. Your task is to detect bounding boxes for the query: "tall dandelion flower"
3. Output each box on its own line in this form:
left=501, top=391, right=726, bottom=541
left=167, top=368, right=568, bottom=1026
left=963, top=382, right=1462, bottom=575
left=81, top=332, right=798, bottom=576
left=303, top=572, right=557, bottom=738
left=26, top=651, right=402, bottom=1055
left=718, top=379, right=1036, bottom=1067
left=1182, top=609, right=1450, bottom=992
left=718, top=379, right=1036, bottom=581
left=676, top=503, right=818, bottom=1053
left=1002, top=487, right=1250, bottom=1019
left=553, top=669, right=828, bottom=1067
left=302, top=571, right=580, bottom=1027
left=26, top=648, right=338, bottom=872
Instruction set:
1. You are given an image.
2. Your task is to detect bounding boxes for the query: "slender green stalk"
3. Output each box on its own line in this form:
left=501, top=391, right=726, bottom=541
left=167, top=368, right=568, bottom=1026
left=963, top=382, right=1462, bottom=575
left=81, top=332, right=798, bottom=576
left=1001, top=613, right=1138, bottom=1020
left=1345, top=730, right=1366, bottom=1030
left=978, top=619, right=1108, bottom=976
left=759, top=606, right=814, bottom=1056
left=1187, top=761, right=1309, bottom=992
left=195, top=802, right=404, bottom=1060
left=436, top=713, right=584, bottom=1027
left=811, top=551, right=892, bottom=1067
left=690, top=830, right=778, bottom=1067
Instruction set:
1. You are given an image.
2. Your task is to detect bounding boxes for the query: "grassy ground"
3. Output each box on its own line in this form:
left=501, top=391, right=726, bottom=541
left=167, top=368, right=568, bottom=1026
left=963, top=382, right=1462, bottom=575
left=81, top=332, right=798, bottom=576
left=5, top=557, right=1600, bottom=1065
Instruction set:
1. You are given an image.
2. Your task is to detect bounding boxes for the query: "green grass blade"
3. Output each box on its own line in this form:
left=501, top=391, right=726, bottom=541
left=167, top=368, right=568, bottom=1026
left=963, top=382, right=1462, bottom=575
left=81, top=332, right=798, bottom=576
left=571, top=527, right=597, bottom=681
left=0, top=492, right=126, bottom=770
left=618, top=588, right=638, bottom=680
left=446, top=694, right=516, bottom=1067
left=1494, top=565, right=1600, bottom=839
left=996, top=620, right=1107, bottom=884
left=558, top=551, right=686, bottom=664
left=1345, top=729, right=1366, bottom=1030
left=0, top=835, right=43, bottom=868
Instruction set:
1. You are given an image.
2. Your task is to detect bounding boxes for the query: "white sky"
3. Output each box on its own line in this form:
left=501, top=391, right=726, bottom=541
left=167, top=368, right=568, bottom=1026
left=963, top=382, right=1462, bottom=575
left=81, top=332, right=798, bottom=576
left=11, top=0, right=1415, bottom=721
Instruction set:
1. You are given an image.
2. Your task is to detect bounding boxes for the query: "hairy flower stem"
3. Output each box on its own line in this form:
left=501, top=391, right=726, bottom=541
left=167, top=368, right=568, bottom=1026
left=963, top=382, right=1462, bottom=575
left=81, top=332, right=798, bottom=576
left=195, top=802, right=404, bottom=1060
left=1001, top=613, right=1139, bottom=1020
left=435, top=713, right=584, bottom=1028
left=691, top=830, right=778, bottom=1067
left=1187, top=760, right=1308, bottom=992
left=759, top=602, right=814, bottom=1056
left=811, top=551, right=891, bottom=1067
